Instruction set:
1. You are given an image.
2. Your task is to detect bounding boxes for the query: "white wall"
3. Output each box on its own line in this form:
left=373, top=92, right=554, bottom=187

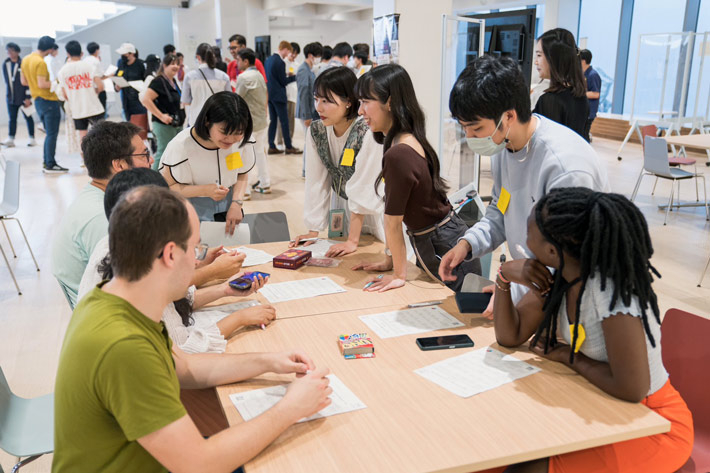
left=173, top=0, right=217, bottom=70
left=270, top=17, right=373, bottom=59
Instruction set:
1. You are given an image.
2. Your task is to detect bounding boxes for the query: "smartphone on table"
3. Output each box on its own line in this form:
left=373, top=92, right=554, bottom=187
left=228, top=271, right=271, bottom=291
left=416, top=334, right=474, bottom=351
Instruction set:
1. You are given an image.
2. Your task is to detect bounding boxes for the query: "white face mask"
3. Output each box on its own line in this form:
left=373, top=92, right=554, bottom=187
left=465, top=116, right=510, bottom=156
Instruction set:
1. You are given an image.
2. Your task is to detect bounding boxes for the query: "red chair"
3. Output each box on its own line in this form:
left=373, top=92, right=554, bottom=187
left=641, top=125, right=699, bottom=199
left=661, top=309, right=710, bottom=472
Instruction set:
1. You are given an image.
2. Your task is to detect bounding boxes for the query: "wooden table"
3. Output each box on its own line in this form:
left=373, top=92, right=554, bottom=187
left=215, top=299, right=670, bottom=473
left=664, top=133, right=710, bottom=150
left=211, top=238, right=453, bottom=319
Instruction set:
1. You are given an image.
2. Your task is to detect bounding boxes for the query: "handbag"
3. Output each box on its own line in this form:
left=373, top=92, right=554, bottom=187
left=159, top=76, right=185, bottom=127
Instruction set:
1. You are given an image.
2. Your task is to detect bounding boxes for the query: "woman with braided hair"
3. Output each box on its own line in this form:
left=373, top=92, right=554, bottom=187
left=489, top=187, right=693, bottom=473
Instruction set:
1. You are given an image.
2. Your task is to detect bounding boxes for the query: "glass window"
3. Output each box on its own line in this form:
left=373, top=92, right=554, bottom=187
left=686, top=0, right=710, bottom=120
left=623, top=0, right=686, bottom=114
left=578, top=0, right=623, bottom=114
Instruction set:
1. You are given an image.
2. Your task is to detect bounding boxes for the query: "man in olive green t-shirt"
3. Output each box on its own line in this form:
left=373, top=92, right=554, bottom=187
left=53, top=187, right=333, bottom=473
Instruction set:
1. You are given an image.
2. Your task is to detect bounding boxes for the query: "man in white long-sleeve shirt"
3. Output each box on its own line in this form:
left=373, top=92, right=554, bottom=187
left=440, top=55, right=609, bottom=306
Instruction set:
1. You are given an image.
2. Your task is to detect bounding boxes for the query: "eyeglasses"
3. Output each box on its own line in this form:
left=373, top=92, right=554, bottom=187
left=195, top=243, right=209, bottom=261
left=119, top=150, right=152, bottom=163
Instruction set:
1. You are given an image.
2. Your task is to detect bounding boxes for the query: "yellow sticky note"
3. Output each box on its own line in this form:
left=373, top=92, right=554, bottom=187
left=289, top=67, right=294, bottom=73
left=497, top=187, right=511, bottom=214
left=225, top=152, right=243, bottom=170
left=569, top=324, right=586, bottom=353
left=117, top=70, right=124, bottom=77
left=341, top=148, right=355, bottom=167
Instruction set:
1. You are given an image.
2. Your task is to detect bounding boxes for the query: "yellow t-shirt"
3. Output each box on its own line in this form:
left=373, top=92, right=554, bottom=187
left=20, top=52, right=58, bottom=101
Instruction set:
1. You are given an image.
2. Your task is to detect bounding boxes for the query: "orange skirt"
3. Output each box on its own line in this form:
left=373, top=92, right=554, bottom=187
left=474, top=379, right=693, bottom=473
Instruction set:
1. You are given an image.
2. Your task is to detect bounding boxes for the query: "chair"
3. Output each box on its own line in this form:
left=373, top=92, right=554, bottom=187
left=0, top=160, right=40, bottom=295
left=640, top=125, right=699, bottom=199
left=698, top=253, right=710, bottom=287
left=242, top=211, right=290, bottom=243
left=0, top=366, right=54, bottom=472
left=630, top=137, right=708, bottom=225
left=199, top=221, right=251, bottom=248
left=661, top=309, right=710, bottom=473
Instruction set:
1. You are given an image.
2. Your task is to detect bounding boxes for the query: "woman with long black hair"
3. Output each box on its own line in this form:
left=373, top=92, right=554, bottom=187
left=353, top=64, right=480, bottom=292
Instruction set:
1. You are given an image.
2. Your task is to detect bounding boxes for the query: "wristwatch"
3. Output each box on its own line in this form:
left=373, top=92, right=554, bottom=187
left=232, top=199, right=243, bottom=205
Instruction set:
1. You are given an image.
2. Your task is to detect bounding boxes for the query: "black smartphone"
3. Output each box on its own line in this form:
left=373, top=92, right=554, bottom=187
left=455, top=292, right=493, bottom=314
left=416, top=334, right=474, bottom=351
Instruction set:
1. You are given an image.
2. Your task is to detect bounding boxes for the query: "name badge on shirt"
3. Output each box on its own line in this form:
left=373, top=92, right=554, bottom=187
left=569, top=324, right=586, bottom=353
left=117, top=70, right=124, bottom=77
left=341, top=148, right=355, bottom=167
left=497, top=187, right=511, bottom=215
left=328, top=209, right=345, bottom=238
left=225, top=152, right=243, bottom=170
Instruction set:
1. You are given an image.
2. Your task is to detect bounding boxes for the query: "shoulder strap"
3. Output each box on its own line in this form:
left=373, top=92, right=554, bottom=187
left=198, top=67, right=216, bottom=95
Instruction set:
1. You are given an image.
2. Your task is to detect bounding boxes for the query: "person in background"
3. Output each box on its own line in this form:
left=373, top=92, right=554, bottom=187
left=2, top=42, right=36, bottom=148
left=227, top=34, right=267, bottom=87
left=163, top=44, right=176, bottom=56
left=313, top=45, right=332, bottom=77
left=45, top=43, right=63, bottom=87
left=85, top=42, right=107, bottom=116
left=533, top=28, right=588, bottom=138
left=487, top=188, right=693, bottom=473
left=53, top=185, right=332, bottom=473
left=296, top=42, right=323, bottom=178
left=57, top=41, right=105, bottom=142
left=160, top=91, right=255, bottom=235
left=353, top=43, right=374, bottom=66
left=78, top=168, right=277, bottom=354
left=580, top=49, right=601, bottom=143
left=20, top=35, right=67, bottom=172
left=51, top=121, right=153, bottom=308
left=354, top=64, right=480, bottom=292
left=176, top=52, right=186, bottom=84
left=140, top=53, right=184, bottom=170
left=212, top=45, right=228, bottom=73
left=115, top=43, right=148, bottom=139
left=235, top=48, right=271, bottom=197
left=278, top=42, right=300, bottom=148
left=290, top=66, right=385, bottom=257
left=319, top=42, right=352, bottom=76
left=181, top=43, right=231, bottom=127
left=353, top=50, right=369, bottom=76
left=265, top=41, right=300, bottom=155
left=144, top=54, right=161, bottom=82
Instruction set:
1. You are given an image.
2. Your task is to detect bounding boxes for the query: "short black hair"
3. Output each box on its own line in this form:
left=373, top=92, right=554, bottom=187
left=303, top=42, right=323, bottom=59
left=81, top=121, right=142, bottom=179
left=322, top=45, right=333, bottom=61
left=163, top=44, right=176, bottom=55
left=290, top=42, right=301, bottom=55
left=51, top=43, right=59, bottom=51
left=193, top=91, right=253, bottom=147
left=353, top=43, right=369, bottom=55
left=354, top=51, right=368, bottom=63
left=236, top=48, right=256, bottom=66
left=229, top=34, right=247, bottom=46
left=38, top=36, right=55, bottom=52
left=449, top=55, right=531, bottom=124
left=314, top=66, right=359, bottom=120
left=580, top=49, right=592, bottom=64
left=6, top=42, right=20, bottom=53
left=104, top=168, right=168, bottom=218
left=65, top=40, right=81, bottom=58
left=333, top=42, right=353, bottom=59
left=86, top=42, right=99, bottom=55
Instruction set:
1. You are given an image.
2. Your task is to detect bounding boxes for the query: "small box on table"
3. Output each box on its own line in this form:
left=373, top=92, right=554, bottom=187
left=273, top=249, right=312, bottom=269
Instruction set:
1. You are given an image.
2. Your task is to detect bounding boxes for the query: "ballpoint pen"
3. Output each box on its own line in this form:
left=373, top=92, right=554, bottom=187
left=363, top=274, right=384, bottom=289
left=407, top=301, right=443, bottom=308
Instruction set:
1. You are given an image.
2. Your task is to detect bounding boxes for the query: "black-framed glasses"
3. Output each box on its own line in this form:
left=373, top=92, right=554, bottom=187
left=119, top=150, right=151, bottom=162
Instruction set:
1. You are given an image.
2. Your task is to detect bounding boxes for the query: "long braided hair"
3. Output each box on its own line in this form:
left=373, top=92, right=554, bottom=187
left=531, top=187, right=661, bottom=363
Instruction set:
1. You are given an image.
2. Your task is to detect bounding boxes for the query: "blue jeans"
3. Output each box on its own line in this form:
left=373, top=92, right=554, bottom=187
left=34, top=97, right=60, bottom=167
left=6, top=101, right=35, bottom=138
left=268, top=100, right=292, bottom=149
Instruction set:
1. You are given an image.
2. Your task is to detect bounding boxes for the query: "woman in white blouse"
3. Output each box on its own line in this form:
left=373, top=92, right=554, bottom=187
left=290, top=66, right=385, bottom=257
left=160, top=91, right=256, bottom=236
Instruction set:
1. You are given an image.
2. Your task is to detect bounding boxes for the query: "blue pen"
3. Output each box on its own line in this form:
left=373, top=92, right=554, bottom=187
left=363, top=274, right=384, bottom=290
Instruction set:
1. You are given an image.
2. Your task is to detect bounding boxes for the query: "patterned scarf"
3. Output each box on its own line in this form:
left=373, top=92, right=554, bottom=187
left=310, top=118, right=369, bottom=199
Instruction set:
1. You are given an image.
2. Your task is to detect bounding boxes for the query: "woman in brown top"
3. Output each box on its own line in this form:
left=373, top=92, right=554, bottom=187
left=353, top=64, right=480, bottom=292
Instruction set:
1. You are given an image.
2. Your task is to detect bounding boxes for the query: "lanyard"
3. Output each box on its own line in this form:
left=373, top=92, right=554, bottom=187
left=5, top=61, right=19, bottom=96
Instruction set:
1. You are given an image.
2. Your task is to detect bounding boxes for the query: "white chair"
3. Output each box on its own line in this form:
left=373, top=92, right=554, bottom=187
left=631, top=136, right=708, bottom=225
left=0, top=160, right=40, bottom=295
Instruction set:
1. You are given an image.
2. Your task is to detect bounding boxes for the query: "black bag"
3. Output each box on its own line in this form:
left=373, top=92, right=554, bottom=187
left=158, top=76, right=185, bottom=127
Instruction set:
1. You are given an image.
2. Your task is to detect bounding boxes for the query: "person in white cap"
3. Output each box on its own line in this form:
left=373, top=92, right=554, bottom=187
left=115, top=43, right=148, bottom=138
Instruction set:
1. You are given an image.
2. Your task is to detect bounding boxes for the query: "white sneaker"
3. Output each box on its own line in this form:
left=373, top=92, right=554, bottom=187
left=1, top=138, right=15, bottom=148
left=27, top=138, right=38, bottom=147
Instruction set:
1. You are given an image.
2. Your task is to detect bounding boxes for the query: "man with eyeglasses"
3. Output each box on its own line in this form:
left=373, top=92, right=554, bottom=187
left=226, top=34, right=267, bottom=91
left=51, top=121, right=154, bottom=308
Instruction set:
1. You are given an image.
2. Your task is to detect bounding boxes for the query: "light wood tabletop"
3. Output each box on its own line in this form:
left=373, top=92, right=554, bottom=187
left=663, top=133, right=710, bottom=150
left=210, top=238, right=454, bottom=319
left=215, top=298, right=670, bottom=473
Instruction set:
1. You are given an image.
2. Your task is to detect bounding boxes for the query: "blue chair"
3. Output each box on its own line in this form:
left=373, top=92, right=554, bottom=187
left=0, top=366, right=54, bottom=472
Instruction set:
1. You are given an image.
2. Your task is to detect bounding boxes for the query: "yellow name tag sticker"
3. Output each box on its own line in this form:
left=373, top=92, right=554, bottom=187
left=225, top=152, right=243, bottom=170
left=497, top=187, right=511, bottom=214
left=341, top=148, right=355, bottom=167
left=117, top=70, right=124, bottom=77
left=569, top=324, right=586, bottom=353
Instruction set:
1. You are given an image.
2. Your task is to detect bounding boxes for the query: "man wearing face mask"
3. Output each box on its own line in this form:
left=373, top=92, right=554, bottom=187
left=439, top=55, right=609, bottom=309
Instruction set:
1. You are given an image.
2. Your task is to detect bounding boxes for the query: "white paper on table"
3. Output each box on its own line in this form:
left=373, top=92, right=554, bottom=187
left=194, top=300, right=259, bottom=325
left=358, top=306, right=465, bottom=339
left=258, top=277, right=346, bottom=303
left=200, top=222, right=250, bottom=248
left=415, top=347, right=541, bottom=398
left=21, top=104, right=36, bottom=117
left=229, top=375, right=366, bottom=423
left=128, top=80, right=146, bottom=93
left=234, top=246, right=274, bottom=267
left=110, top=75, right=129, bottom=87
left=294, top=239, right=341, bottom=257
left=104, top=64, right=118, bottom=76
